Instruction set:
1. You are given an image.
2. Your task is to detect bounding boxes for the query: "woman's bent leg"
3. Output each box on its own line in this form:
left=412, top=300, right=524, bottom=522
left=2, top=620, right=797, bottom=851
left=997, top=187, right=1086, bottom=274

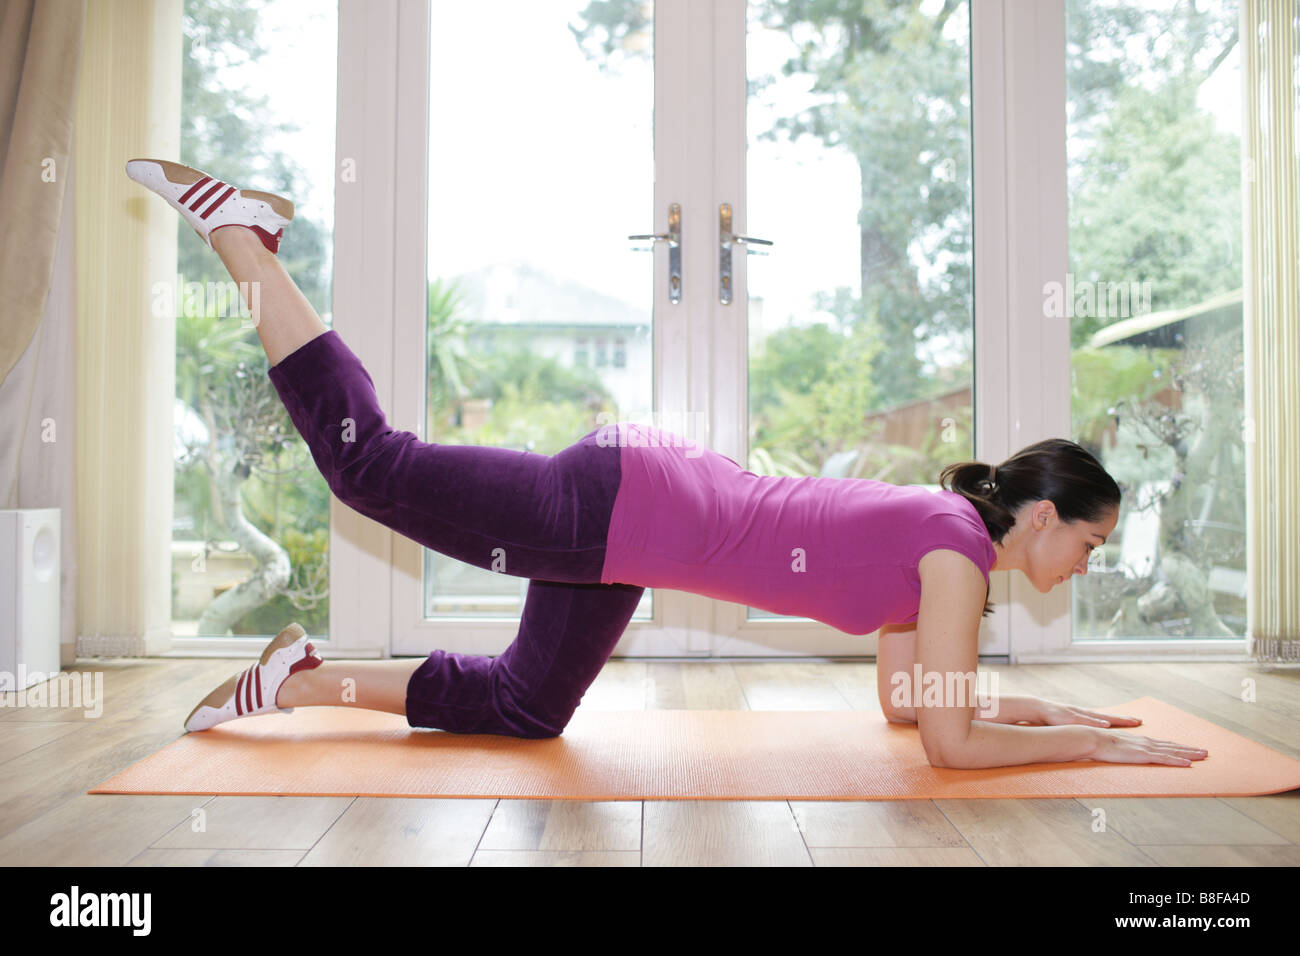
left=405, top=578, right=645, bottom=737
left=210, top=222, right=619, bottom=583
left=267, top=330, right=622, bottom=584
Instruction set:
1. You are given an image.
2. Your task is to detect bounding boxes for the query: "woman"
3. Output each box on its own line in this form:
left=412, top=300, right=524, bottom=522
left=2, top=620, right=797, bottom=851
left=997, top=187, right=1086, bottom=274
left=126, top=159, right=1207, bottom=771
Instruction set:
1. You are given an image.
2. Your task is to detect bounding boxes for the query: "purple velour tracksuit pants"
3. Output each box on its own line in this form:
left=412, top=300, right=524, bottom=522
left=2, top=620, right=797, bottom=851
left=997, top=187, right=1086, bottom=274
left=266, top=329, right=643, bottom=738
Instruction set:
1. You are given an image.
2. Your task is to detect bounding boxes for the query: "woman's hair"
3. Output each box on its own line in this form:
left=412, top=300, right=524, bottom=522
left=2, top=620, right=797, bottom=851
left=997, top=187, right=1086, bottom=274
left=937, top=438, right=1122, bottom=617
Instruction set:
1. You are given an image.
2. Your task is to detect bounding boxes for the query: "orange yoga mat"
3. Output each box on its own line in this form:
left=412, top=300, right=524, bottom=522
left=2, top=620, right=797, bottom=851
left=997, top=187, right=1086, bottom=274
left=89, top=698, right=1300, bottom=800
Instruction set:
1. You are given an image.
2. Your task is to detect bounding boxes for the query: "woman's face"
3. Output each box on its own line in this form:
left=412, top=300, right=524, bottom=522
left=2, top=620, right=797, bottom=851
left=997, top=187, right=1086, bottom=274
left=1021, top=501, right=1120, bottom=594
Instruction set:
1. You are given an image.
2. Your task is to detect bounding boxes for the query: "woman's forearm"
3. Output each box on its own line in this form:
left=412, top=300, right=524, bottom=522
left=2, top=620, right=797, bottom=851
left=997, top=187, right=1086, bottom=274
left=937, top=722, right=1098, bottom=769
left=973, top=693, right=1041, bottom=724
left=887, top=693, right=1042, bottom=725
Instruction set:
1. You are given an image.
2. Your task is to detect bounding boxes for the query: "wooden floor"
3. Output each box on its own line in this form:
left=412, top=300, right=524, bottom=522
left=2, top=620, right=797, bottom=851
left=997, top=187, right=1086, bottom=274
left=1, top=658, right=1298, bottom=866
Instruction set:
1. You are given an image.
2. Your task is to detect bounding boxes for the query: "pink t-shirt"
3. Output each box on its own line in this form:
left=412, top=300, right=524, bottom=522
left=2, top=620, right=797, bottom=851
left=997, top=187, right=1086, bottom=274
left=597, top=422, right=996, bottom=635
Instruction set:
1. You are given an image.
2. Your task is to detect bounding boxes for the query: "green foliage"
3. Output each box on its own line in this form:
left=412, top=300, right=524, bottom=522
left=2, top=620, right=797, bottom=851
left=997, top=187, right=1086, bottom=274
left=180, top=0, right=331, bottom=312
left=749, top=318, right=882, bottom=471
left=1068, top=79, right=1241, bottom=336
left=467, top=385, right=612, bottom=456
left=422, top=271, right=618, bottom=449
left=1066, top=0, right=1238, bottom=140
left=233, top=526, right=329, bottom=636
left=748, top=321, right=845, bottom=412
left=175, top=306, right=262, bottom=407
left=753, top=0, right=973, bottom=407
left=1067, top=0, right=1240, bottom=345
left=235, top=594, right=327, bottom=638
left=174, top=0, right=336, bottom=631
left=469, top=340, right=610, bottom=407
left=425, top=277, right=479, bottom=430
left=237, top=437, right=331, bottom=542
left=443, top=342, right=617, bottom=454
left=1071, top=345, right=1174, bottom=448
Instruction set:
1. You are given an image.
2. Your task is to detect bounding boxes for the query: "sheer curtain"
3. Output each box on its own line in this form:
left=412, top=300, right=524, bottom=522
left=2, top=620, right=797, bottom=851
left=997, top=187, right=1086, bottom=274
left=1243, top=0, right=1300, bottom=662
left=0, top=0, right=87, bottom=667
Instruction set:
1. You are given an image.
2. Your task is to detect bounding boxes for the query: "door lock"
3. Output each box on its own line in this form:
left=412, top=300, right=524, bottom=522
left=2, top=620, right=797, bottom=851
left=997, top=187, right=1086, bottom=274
left=629, top=202, right=683, bottom=305
left=719, top=203, right=772, bottom=305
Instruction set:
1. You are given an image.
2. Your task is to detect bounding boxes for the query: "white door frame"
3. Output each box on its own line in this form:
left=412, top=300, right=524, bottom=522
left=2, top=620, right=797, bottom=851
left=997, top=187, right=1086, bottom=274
left=326, top=0, right=425, bottom=660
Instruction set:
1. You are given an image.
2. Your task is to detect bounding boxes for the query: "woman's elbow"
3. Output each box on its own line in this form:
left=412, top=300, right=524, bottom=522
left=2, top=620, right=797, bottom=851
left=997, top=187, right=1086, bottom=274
left=881, top=704, right=917, bottom=724
left=920, top=733, right=966, bottom=769
left=925, top=748, right=964, bottom=769
left=925, top=749, right=958, bottom=769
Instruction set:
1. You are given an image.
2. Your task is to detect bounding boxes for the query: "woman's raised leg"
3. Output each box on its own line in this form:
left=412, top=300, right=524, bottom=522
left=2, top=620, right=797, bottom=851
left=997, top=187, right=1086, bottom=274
left=210, top=224, right=620, bottom=584
left=211, top=224, right=327, bottom=365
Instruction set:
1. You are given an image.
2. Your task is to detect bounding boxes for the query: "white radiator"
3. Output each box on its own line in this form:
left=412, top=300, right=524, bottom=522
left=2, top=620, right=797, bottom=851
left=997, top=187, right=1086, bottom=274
left=0, top=509, right=61, bottom=691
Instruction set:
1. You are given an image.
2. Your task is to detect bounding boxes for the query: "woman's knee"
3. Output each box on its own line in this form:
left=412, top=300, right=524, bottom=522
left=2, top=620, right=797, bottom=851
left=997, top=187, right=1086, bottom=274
left=493, top=691, right=573, bottom=739
left=489, top=659, right=577, bottom=739
left=327, top=429, right=412, bottom=506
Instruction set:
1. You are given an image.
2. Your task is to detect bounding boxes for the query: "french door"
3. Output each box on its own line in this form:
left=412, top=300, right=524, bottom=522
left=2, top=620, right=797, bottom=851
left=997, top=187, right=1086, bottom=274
left=333, top=0, right=1245, bottom=664
left=339, top=0, right=994, bottom=660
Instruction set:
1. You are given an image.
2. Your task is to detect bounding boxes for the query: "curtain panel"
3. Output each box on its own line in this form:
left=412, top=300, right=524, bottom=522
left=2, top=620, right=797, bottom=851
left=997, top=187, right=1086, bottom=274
left=0, top=0, right=87, bottom=666
left=1243, top=0, right=1300, bottom=662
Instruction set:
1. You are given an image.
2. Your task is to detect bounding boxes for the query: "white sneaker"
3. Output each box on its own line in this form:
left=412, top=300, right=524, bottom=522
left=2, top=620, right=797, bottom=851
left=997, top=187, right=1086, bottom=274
left=184, top=623, right=323, bottom=733
left=125, top=158, right=294, bottom=254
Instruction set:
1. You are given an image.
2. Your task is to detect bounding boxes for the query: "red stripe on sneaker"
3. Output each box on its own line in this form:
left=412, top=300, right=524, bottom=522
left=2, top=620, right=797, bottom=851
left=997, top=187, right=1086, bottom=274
left=190, top=180, right=226, bottom=211
left=235, top=671, right=246, bottom=716
left=199, top=186, right=236, bottom=220
left=246, top=665, right=256, bottom=712
left=178, top=176, right=212, bottom=204
left=253, top=664, right=263, bottom=708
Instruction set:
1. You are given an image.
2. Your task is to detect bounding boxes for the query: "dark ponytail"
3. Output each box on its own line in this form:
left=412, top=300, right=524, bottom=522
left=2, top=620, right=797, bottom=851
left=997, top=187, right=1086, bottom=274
left=938, top=438, right=1122, bottom=617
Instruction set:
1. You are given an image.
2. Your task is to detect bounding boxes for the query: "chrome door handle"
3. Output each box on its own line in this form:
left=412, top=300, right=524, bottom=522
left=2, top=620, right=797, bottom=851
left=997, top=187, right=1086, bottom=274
left=719, top=203, right=772, bottom=305
left=629, top=202, right=682, bottom=304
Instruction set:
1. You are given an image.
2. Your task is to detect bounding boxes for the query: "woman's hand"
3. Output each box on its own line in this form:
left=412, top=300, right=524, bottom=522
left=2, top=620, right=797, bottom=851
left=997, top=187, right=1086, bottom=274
left=1087, top=727, right=1209, bottom=766
left=1034, top=698, right=1144, bottom=728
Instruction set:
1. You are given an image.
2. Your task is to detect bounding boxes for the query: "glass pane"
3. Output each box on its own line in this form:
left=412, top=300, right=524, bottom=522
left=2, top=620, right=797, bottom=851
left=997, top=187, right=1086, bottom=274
left=1065, top=0, right=1244, bottom=639
left=423, top=1, right=654, bottom=620
left=173, top=0, right=337, bottom=638
left=745, top=1, right=974, bottom=622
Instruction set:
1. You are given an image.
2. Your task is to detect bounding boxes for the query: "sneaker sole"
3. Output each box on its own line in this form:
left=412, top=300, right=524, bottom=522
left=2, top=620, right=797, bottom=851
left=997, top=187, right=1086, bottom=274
left=129, top=157, right=296, bottom=221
